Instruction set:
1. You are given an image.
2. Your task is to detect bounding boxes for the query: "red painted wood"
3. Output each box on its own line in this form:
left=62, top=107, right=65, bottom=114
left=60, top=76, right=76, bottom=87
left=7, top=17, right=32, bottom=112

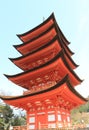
left=1, top=13, right=87, bottom=130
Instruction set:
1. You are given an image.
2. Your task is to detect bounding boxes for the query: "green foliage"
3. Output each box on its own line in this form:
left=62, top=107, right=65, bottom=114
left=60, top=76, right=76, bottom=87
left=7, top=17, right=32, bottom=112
left=71, top=101, right=89, bottom=125
left=0, top=104, right=26, bottom=129
left=12, top=115, right=26, bottom=126
left=3, top=105, right=14, bottom=123
left=71, top=101, right=89, bottom=114
left=0, top=104, right=14, bottom=130
left=12, top=116, right=22, bottom=126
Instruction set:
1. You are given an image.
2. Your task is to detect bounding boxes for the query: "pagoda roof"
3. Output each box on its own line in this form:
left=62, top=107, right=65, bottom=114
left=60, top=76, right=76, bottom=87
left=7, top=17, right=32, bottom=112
left=17, top=13, right=70, bottom=45
left=10, top=35, right=78, bottom=71
left=0, top=75, right=87, bottom=111
left=4, top=50, right=82, bottom=90
left=14, top=24, right=57, bottom=55
left=14, top=23, right=73, bottom=56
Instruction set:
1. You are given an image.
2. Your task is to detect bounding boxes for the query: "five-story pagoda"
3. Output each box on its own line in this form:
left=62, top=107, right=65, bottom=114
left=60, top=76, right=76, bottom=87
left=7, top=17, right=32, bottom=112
left=0, top=13, right=87, bottom=129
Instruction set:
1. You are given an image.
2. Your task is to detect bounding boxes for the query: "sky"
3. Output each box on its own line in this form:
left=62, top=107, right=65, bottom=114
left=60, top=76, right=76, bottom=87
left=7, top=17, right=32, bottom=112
left=0, top=0, right=89, bottom=98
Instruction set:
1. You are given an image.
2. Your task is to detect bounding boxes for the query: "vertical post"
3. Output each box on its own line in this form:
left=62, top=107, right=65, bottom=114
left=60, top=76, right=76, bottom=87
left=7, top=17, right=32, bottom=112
left=55, top=107, right=58, bottom=128
left=45, top=108, right=48, bottom=128
left=39, top=122, right=41, bottom=130
left=26, top=110, right=29, bottom=130
left=35, top=110, right=37, bottom=130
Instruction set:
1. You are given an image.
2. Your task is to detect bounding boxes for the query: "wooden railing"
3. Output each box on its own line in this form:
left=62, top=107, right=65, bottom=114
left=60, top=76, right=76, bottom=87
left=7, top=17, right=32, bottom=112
left=12, top=126, right=89, bottom=130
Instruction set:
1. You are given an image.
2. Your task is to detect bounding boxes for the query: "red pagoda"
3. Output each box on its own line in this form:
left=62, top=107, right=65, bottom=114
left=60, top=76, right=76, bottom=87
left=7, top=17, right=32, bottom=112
left=0, top=13, right=87, bottom=129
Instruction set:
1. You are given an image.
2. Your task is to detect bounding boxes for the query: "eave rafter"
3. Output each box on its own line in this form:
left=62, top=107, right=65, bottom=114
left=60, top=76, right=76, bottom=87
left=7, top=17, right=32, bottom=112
left=14, top=20, right=72, bottom=56
left=11, top=36, right=61, bottom=71
left=11, top=30, right=77, bottom=71
left=10, top=26, right=78, bottom=70
left=0, top=75, right=87, bottom=111
left=15, top=25, right=57, bottom=55
left=4, top=50, right=82, bottom=90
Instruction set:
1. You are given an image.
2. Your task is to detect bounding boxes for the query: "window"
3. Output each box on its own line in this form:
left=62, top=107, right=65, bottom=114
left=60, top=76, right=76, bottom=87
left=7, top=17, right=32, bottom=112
left=48, top=114, right=55, bottom=121
left=29, top=117, right=35, bottom=123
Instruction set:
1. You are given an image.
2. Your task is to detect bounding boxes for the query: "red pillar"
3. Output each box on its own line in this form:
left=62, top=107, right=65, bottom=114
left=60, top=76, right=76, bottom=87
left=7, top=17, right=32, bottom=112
left=55, top=107, right=58, bottom=128
left=26, top=111, right=29, bottom=130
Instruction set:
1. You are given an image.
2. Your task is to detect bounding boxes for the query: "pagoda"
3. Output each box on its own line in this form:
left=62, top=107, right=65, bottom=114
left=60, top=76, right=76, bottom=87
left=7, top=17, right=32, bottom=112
left=0, top=13, right=87, bottom=129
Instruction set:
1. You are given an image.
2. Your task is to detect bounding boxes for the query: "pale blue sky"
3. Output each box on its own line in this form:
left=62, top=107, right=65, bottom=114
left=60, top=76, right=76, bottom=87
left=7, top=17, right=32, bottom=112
left=0, top=0, right=89, bottom=97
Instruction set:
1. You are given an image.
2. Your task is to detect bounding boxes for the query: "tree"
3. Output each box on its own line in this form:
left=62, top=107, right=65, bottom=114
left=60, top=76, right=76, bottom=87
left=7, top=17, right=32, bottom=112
left=12, top=115, right=26, bottom=126
left=0, top=103, right=26, bottom=129
left=71, top=100, right=89, bottom=125
left=0, top=104, right=14, bottom=130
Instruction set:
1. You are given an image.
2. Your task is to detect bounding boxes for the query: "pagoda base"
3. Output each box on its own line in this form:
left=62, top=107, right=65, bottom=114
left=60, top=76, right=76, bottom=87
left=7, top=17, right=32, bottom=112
left=27, top=107, right=71, bottom=130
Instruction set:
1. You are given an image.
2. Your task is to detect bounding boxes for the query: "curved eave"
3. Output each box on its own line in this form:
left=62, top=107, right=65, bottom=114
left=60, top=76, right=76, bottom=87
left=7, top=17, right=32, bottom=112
left=14, top=23, right=55, bottom=50
left=64, top=49, right=78, bottom=69
left=4, top=50, right=82, bottom=89
left=11, top=35, right=58, bottom=60
left=14, top=23, right=73, bottom=56
left=61, top=38, right=74, bottom=56
left=57, top=24, right=70, bottom=45
left=52, top=14, right=70, bottom=45
left=17, top=13, right=55, bottom=42
left=10, top=36, right=61, bottom=71
left=0, top=75, right=87, bottom=108
left=17, top=13, right=70, bottom=45
left=10, top=35, right=78, bottom=71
